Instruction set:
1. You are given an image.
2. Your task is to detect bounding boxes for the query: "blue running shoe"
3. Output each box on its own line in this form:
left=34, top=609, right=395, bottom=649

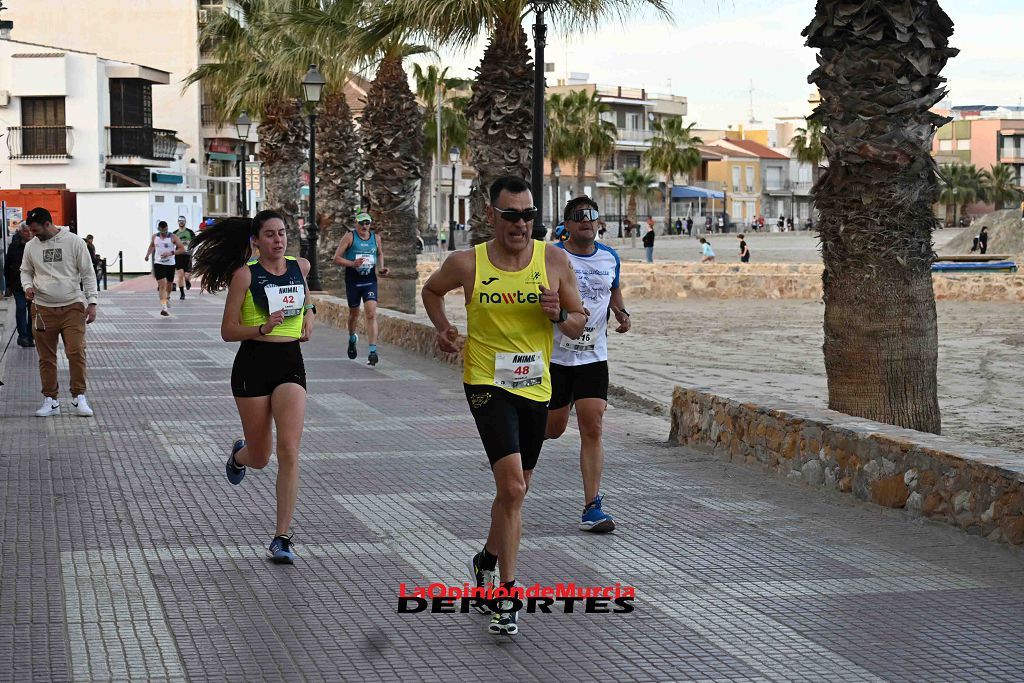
left=267, top=535, right=296, bottom=564
left=225, top=439, right=246, bottom=485
left=347, top=334, right=358, bottom=360
left=580, top=493, right=615, bottom=533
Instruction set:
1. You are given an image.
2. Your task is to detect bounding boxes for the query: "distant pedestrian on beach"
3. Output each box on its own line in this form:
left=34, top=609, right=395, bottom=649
left=704, top=214, right=712, bottom=234
left=674, top=218, right=682, bottom=235
left=717, top=214, right=725, bottom=233
left=978, top=226, right=989, bottom=254
left=686, top=216, right=693, bottom=237
left=699, top=237, right=715, bottom=263
left=738, top=234, right=750, bottom=263
left=642, top=223, right=655, bottom=263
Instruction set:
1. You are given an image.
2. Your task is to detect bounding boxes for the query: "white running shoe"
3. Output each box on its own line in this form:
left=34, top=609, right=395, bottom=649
left=35, top=397, right=60, bottom=417
left=160, top=305, right=169, bottom=317
left=71, top=394, right=94, bottom=417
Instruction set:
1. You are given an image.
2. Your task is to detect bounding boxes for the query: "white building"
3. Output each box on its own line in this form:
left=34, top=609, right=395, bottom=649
left=7, top=0, right=251, bottom=216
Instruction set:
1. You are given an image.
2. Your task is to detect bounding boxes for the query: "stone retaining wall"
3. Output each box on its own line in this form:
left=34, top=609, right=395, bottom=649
left=669, top=386, right=1024, bottom=546
left=416, top=261, right=1024, bottom=302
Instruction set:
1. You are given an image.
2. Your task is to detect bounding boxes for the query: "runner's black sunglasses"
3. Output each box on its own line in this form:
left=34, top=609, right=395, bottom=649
left=569, top=208, right=600, bottom=222
left=493, top=207, right=539, bottom=223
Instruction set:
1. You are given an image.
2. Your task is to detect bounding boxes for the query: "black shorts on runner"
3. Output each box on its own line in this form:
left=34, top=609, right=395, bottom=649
left=464, top=384, right=548, bottom=470
left=231, top=340, right=307, bottom=397
left=345, top=277, right=378, bottom=308
left=175, top=253, right=193, bottom=271
left=549, top=360, right=609, bottom=410
left=153, top=264, right=176, bottom=282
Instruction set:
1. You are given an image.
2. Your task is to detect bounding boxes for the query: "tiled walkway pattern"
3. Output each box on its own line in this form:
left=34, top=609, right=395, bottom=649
left=0, top=291, right=1022, bottom=682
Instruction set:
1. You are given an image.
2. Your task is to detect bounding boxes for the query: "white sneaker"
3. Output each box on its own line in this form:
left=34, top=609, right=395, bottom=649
left=71, top=394, right=94, bottom=417
left=35, top=397, right=60, bottom=417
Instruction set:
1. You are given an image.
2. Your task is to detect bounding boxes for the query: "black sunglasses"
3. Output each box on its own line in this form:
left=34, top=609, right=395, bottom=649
left=493, top=206, right=538, bottom=223
left=358, top=220, right=371, bottom=226
left=569, top=208, right=600, bottom=223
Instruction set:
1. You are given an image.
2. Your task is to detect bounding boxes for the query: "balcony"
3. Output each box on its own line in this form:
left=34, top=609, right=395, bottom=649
left=1000, top=151, right=1024, bottom=164
left=615, top=128, right=654, bottom=145
left=106, top=126, right=177, bottom=163
left=201, top=104, right=218, bottom=126
left=6, top=126, right=74, bottom=160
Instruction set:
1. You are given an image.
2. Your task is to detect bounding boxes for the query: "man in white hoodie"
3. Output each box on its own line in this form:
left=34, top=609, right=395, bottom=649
left=20, top=207, right=99, bottom=417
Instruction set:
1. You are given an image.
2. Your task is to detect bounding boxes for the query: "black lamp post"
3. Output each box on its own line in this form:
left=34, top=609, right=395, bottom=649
left=448, top=146, right=460, bottom=251
left=234, top=111, right=251, bottom=217
left=301, top=64, right=325, bottom=290
left=552, top=164, right=561, bottom=229
left=617, top=185, right=624, bottom=238
left=531, top=0, right=555, bottom=241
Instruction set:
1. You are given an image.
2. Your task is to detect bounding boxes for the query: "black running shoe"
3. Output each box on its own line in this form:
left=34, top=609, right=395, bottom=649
left=347, top=334, right=358, bottom=360
left=368, top=350, right=379, bottom=366
left=488, top=599, right=519, bottom=635
left=468, top=552, right=497, bottom=614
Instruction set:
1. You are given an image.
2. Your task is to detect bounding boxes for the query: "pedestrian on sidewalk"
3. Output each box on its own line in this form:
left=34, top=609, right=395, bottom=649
left=978, top=226, right=989, bottom=255
left=738, top=234, right=750, bottom=263
left=4, top=222, right=34, bottom=347
left=699, top=237, right=716, bottom=263
left=19, top=207, right=98, bottom=417
left=545, top=196, right=631, bottom=534
left=422, top=175, right=587, bottom=636
left=191, top=210, right=316, bottom=565
left=674, top=218, right=683, bottom=235
left=332, top=211, right=389, bottom=366
left=686, top=216, right=693, bottom=237
left=173, top=216, right=196, bottom=300
left=642, top=222, right=655, bottom=263
left=84, top=234, right=102, bottom=289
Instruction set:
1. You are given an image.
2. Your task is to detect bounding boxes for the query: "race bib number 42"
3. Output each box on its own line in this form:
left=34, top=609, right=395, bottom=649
left=559, top=325, right=597, bottom=353
left=494, top=351, right=544, bottom=390
left=265, top=284, right=305, bottom=317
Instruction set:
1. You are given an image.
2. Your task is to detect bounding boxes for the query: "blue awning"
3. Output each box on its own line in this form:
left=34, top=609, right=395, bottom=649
left=671, top=185, right=724, bottom=200
left=208, top=152, right=238, bottom=161
left=151, top=172, right=183, bottom=184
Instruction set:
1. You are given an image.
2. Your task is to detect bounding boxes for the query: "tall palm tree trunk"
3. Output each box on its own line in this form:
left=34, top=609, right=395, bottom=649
left=805, top=0, right=957, bottom=434
left=575, top=157, right=586, bottom=199
left=259, top=100, right=308, bottom=255
left=315, top=92, right=360, bottom=295
left=361, top=54, right=424, bottom=313
left=466, top=18, right=534, bottom=244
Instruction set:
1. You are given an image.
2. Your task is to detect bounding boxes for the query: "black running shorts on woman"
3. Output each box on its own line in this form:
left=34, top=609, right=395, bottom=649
left=231, top=340, right=307, bottom=397
left=464, top=384, right=547, bottom=470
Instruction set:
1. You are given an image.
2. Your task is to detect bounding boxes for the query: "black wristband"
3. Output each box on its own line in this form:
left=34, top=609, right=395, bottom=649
left=257, top=324, right=265, bottom=336
left=618, top=308, right=630, bottom=317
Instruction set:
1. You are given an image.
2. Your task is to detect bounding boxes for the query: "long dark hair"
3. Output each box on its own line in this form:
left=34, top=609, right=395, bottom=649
left=191, top=210, right=283, bottom=292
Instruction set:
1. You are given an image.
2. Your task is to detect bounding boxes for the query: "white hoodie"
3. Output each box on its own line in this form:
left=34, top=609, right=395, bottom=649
left=20, top=228, right=99, bottom=307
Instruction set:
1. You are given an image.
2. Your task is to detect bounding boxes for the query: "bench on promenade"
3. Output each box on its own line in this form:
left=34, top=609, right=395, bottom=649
left=932, top=254, right=1017, bottom=273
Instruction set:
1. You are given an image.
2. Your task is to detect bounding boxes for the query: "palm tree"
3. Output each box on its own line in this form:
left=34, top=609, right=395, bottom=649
left=954, top=163, right=986, bottom=218
left=413, top=64, right=469, bottom=242
left=938, top=162, right=962, bottom=226
left=646, top=118, right=702, bottom=231
left=545, top=89, right=616, bottom=199
left=616, top=167, right=658, bottom=228
left=982, top=163, right=1022, bottom=210
left=790, top=118, right=826, bottom=187
left=186, top=0, right=310, bottom=247
left=804, top=0, right=957, bottom=434
left=377, top=0, right=672, bottom=244
left=287, top=3, right=427, bottom=312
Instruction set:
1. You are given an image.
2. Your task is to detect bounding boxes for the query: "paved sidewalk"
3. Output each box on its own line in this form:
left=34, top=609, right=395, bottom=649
left=0, top=290, right=1022, bottom=682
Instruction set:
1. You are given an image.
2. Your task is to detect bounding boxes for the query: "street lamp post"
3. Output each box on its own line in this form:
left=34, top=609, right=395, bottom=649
left=552, top=164, right=561, bottom=229
left=531, top=0, right=555, bottom=241
left=617, top=185, right=624, bottom=239
left=448, top=146, right=460, bottom=252
left=234, top=111, right=251, bottom=217
left=302, top=64, right=325, bottom=291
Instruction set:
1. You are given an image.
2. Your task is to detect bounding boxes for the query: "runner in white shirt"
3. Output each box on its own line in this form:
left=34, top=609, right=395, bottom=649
left=144, top=220, right=185, bottom=316
left=545, top=196, right=631, bottom=533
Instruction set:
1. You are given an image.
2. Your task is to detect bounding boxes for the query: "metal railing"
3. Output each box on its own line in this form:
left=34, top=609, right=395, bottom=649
left=615, top=128, right=654, bottom=143
left=6, top=125, right=73, bottom=159
left=201, top=104, right=218, bottom=126
left=106, top=126, right=177, bottom=161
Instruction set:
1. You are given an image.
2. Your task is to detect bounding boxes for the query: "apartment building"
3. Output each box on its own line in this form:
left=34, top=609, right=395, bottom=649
left=8, top=0, right=251, bottom=216
left=932, top=105, right=1024, bottom=218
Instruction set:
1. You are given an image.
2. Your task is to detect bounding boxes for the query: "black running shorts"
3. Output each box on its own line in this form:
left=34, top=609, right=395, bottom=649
left=464, top=384, right=548, bottom=470
left=153, top=264, right=176, bottom=282
left=549, top=360, right=609, bottom=410
left=231, top=340, right=307, bottom=397
left=175, top=253, right=193, bottom=271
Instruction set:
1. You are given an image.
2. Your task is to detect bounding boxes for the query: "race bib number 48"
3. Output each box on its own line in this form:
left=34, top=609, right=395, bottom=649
left=559, top=325, right=597, bottom=353
left=494, top=351, right=544, bottom=390
left=265, top=284, right=305, bottom=317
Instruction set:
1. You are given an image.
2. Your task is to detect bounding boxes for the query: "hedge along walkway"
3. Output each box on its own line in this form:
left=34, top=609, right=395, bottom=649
left=0, top=289, right=1021, bottom=682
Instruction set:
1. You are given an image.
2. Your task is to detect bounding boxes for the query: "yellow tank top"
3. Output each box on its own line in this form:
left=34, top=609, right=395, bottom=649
left=240, top=257, right=306, bottom=339
left=464, top=240, right=553, bottom=402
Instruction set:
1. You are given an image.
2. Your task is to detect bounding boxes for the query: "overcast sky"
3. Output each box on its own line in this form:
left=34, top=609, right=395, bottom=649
left=415, top=0, right=1024, bottom=130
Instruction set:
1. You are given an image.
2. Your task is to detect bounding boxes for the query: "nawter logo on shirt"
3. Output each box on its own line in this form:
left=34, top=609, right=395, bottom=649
left=43, top=248, right=63, bottom=263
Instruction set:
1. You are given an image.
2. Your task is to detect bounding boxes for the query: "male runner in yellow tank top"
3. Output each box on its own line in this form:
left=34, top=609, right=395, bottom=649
left=422, top=176, right=587, bottom=636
